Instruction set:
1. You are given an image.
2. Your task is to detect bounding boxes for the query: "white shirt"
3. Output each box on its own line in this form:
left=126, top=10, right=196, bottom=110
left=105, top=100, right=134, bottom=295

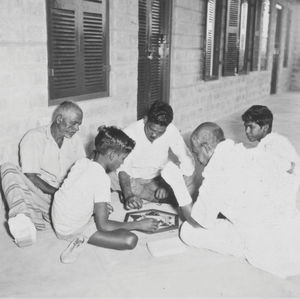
left=258, top=132, right=300, bottom=175
left=191, top=139, right=300, bottom=278
left=52, top=158, right=111, bottom=236
left=20, top=125, right=86, bottom=188
left=119, top=120, right=194, bottom=179
left=192, top=139, right=297, bottom=227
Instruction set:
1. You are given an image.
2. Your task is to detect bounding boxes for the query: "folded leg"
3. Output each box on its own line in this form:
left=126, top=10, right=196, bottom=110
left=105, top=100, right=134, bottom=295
left=1, top=162, right=51, bottom=230
left=180, top=220, right=245, bottom=258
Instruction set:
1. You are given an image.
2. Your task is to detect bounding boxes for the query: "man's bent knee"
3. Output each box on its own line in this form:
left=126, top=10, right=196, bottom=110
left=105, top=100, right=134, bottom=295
left=124, top=232, right=138, bottom=250
left=0, top=162, right=19, bottom=177
left=179, top=221, right=199, bottom=247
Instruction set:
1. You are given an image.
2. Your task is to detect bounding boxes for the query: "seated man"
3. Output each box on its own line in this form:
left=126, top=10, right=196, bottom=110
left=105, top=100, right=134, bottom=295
left=0, top=101, right=85, bottom=247
left=242, top=105, right=299, bottom=174
left=116, top=101, right=195, bottom=210
left=52, top=126, right=159, bottom=264
left=180, top=122, right=300, bottom=278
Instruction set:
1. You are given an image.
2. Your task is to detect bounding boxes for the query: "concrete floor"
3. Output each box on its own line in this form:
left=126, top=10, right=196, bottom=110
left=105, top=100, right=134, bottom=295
left=1, top=91, right=300, bottom=297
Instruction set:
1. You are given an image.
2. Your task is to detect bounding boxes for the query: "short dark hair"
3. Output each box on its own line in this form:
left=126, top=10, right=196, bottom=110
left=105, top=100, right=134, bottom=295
left=242, top=105, right=273, bottom=131
left=95, top=126, right=135, bottom=155
left=147, top=101, right=173, bottom=127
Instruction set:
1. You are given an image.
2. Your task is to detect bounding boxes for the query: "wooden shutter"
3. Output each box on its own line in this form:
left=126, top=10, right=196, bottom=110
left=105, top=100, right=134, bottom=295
left=260, top=0, right=270, bottom=70
left=137, top=0, right=150, bottom=117
left=204, top=0, right=216, bottom=79
left=149, top=0, right=163, bottom=106
left=204, top=0, right=223, bottom=80
left=223, top=0, right=241, bottom=76
left=48, top=1, right=77, bottom=99
left=251, top=0, right=261, bottom=71
left=283, top=9, right=291, bottom=67
left=238, top=0, right=248, bottom=73
left=137, top=0, right=171, bottom=119
left=158, top=0, right=171, bottom=105
left=83, top=6, right=107, bottom=94
left=47, top=0, right=108, bottom=102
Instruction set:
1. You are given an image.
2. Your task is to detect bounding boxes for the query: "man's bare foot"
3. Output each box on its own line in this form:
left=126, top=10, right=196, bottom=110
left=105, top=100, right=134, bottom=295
left=155, top=187, right=169, bottom=200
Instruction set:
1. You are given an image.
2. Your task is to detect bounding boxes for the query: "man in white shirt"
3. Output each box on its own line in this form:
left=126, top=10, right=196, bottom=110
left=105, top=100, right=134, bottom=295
left=0, top=101, right=85, bottom=247
left=242, top=105, right=299, bottom=175
left=117, top=101, right=195, bottom=210
left=180, top=122, right=300, bottom=278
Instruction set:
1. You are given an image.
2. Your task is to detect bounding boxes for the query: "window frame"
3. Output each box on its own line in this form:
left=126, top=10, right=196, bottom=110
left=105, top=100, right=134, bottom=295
left=249, top=0, right=262, bottom=71
left=203, top=0, right=223, bottom=80
left=46, top=0, right=110, bottom=106
left=223, top=0, right=241, bottom=76
left=237, top=0, right=250, bottom=74
left=259, top=0, right=271, bottom=71
left=238, top=0, right=263, bottom=74
left=283, top=8, right=291, bottom=68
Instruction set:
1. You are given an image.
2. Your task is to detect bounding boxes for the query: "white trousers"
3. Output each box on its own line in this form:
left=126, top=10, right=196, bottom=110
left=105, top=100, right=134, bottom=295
left=180, top=220, right=245, bottom=258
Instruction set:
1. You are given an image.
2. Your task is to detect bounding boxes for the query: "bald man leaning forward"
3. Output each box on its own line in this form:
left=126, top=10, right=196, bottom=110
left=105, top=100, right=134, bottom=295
left=180, top=122, right=300, bottom=278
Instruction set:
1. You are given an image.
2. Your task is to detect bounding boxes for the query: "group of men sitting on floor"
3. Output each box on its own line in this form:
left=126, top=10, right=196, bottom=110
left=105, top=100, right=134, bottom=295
left=1, top=100, right=299, bottom=278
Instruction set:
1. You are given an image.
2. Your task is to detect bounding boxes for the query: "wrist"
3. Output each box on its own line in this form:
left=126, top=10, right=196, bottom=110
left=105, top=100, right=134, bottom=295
left=132, top=221, right=140, bottom=230
left=124, top=192, right=134, bottom=201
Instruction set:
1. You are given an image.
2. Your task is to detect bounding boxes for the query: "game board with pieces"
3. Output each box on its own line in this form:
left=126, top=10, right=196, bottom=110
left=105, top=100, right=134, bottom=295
left=124, top=209, right=179, bottom=234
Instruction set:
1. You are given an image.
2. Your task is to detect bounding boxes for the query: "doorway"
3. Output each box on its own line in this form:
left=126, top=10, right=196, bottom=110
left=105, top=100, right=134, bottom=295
left=270, top=4, right=282, bottom=94
left=137, top=0, right=172, bottom=119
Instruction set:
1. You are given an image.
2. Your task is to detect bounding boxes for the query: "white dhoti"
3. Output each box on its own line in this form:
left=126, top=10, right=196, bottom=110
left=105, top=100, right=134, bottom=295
left=180, top=219, right=245, bottom=258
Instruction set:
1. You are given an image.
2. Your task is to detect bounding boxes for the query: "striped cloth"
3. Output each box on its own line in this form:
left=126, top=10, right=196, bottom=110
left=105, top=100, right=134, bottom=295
left=1, top=162, right=51, bottom=231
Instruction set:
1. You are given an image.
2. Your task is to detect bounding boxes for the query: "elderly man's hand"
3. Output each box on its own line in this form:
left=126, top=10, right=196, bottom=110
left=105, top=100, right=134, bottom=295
left=180, top=203, right=202, bottom=228
left=125, top=195, right=143, bottom=210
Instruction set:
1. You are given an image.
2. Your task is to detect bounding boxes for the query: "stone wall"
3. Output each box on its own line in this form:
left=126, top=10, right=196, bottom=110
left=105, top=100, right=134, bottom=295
left=0, top=0, right=298, bottom=165
left=170, top=0, right=282, bottom=131
left=0, top=0, right=139, bottom=165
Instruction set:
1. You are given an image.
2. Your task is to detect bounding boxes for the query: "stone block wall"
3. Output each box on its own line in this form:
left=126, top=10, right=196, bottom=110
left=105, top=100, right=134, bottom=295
left=0, top=0, right=298, bottom=167
left=170, top=0, right=288, bottom=132
left=0, top=0, right=139, bottom=166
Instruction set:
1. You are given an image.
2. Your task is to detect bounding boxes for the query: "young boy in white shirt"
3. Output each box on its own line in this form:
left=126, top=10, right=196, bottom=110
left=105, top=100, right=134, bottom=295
left=52, top=126, right=159, bottom=263
left=242, top=105, right=299, bottom=175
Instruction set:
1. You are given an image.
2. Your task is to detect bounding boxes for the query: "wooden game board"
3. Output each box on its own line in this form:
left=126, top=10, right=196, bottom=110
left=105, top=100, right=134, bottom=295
left=124, top=209, right=179, bottom=234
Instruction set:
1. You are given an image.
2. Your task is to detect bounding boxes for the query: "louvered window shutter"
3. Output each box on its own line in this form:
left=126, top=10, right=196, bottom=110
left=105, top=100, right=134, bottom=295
left=260, top=0, right=270, bottom=70
left=149, top=0, right=163, bottom=107
left=138, top=0, right=150, bottom=118
left=251, top=0, right=261, bottom=71
left=283, top=9, right=291, bottom=67
left=204, top=0, right=223, bottom=80
left=238, top=0, right=248, bottom=73
left=47, top=0, right=108, bottom=103
left=138, top=0, right=163, bottom=111
left=204, top=0, right=216, bottom=79
left=223, top=0, right=241, bottom=76
left=137, top=0, right=170, bottom=119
